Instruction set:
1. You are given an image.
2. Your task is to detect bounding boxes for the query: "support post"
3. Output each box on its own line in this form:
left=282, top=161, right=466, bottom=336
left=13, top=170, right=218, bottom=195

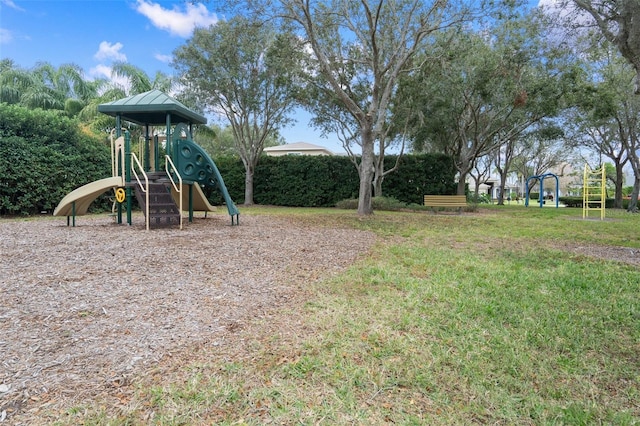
left=166, top=113, right=173, bottom=168
left=116, top=116, right=123, bottom=224
left=124, top=131, right=132, bottom=225
left=153, top=135, right=159, bottom=172
left=189, top=184, right=194, bottom=223
left=144, top=124, right=150, bottom=171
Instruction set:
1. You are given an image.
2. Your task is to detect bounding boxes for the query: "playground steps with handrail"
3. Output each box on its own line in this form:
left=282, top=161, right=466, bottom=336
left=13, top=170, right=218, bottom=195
left=132, top=172, right=181, bottom=227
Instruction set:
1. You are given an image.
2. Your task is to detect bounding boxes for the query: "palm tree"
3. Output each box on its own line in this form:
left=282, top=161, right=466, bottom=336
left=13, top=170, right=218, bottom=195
left=81, top=62, right=180, bottom=137
left=110, top=62, right=175, bottom=96
left=0, top=60, right=99, bottom=116
left=0, top=59, right=32, bottom=105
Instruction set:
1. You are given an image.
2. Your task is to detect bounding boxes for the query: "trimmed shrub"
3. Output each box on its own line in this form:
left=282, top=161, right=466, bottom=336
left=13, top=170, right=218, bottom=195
left=381, top=154, right=457, bottom=204
left=559, top=196, right=631, bottom=209
left=0, top=104, right=111, bottom=215
left=209, top=153, right=456, bottom=207
left=2, top=112, right=458, bottom=215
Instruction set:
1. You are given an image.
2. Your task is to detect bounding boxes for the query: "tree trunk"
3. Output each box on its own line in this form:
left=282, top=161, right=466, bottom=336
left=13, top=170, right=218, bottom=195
left=373, top=144, right=384, bottom=197
left=497, top=176, right=507, bottom=206
left=473, top=179, right=481, bottom=203
left=456, top=175, right=467, bottom=196
left=244, top=166, right=254, bottom=206
left=626, top=132, right=639, bottom=212
left=357, top=125, right=375, bottom=215
left=614, top=161, right=624, bottom=208
left=373, top=173, right=383, bottom=198
left=628, top=176, right=640, bottom=212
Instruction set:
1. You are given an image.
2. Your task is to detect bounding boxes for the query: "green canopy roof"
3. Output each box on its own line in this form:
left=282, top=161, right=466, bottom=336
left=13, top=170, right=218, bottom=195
left=98, top=89, right=207, bottom=125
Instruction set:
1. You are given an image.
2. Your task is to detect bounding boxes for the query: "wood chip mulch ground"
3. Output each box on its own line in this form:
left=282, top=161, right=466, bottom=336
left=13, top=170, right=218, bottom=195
left=0, top=213, right=377, bottom=424
left=2, top=212, right=637, bottom=424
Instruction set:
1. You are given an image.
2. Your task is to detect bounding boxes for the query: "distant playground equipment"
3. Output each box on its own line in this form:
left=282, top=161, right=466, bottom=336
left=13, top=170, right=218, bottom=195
left=53, top=89, right=239, bottom=229
left=524, top=173, right=559, bottom=208
left=582, top=164, right=606, bottom=220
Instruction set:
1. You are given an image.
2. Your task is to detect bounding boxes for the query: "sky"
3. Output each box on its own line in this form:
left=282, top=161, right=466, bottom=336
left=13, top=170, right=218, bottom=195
left=1, top=0, right=547, bottom=155
left=0, top=0, right=348, bottom=153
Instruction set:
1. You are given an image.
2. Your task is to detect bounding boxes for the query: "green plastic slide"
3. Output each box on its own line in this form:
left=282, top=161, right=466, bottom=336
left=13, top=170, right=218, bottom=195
left=176, top=138, right=239, bottom=221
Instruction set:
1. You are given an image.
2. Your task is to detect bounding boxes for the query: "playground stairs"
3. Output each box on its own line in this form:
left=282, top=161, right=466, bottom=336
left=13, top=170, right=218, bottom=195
left=133, top=172, right=181, bottom=228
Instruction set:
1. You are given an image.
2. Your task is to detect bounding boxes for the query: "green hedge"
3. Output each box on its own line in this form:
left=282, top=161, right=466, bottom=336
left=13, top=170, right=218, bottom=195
left=381, top=154, right=457, bottom=204
left=559, top=196, right=631, bottom=209
left=0, top=104, right=456, bottom=215
left=210, top=153, right=456, bottom=207
left=0, top=104, right=111, bottom=215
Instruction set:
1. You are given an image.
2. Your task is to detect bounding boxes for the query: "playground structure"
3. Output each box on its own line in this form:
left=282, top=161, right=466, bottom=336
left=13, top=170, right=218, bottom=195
left=53, top=90, right=239, bottom=229
left=582, top=164, right=606, bottom=220
left=524, top=173, right=559, bottom=208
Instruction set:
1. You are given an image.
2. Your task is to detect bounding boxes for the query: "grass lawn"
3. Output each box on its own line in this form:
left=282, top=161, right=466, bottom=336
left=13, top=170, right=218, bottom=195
left=60, top=206, right=640, bottom=425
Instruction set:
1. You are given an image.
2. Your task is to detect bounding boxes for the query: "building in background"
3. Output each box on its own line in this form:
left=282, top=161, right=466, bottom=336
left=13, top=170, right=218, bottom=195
left=264, top=142, right=335, bottom=156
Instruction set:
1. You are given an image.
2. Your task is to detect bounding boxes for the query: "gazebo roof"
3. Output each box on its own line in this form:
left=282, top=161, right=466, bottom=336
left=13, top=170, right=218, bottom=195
left=97, top=89, right=207, bottom=125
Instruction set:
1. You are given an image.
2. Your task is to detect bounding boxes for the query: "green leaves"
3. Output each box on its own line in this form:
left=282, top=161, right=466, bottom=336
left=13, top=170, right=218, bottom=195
left=211, top=154, right=455, bottom=207
left=0, top=60, right=101, bottom=118
left=173, top=15, right=305, bottom=204
left=0, top=104, right=111, bottom=215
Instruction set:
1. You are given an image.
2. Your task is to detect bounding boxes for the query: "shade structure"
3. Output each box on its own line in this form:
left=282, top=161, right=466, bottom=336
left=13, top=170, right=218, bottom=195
left=97, top=89, right=207, bottom=125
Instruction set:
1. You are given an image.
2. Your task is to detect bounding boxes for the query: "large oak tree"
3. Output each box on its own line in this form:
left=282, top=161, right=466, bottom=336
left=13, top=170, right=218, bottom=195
left=275, top=0, right=471, bottom=214
left=407, top=12, right=578, bottom=196
left=566, top=0, right=640, bottom=211
left=173, top=16, right=303, bottom=205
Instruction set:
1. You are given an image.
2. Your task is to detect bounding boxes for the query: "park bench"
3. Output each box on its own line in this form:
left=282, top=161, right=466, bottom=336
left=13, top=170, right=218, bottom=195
left=423, top=194, right=467, bottom=214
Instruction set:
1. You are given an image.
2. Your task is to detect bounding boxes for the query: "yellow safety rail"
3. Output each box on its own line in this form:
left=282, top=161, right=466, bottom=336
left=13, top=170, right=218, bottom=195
left=583, top=164, right=606, bottom=220
left=165, top=155, right=183, bottom=230
left=131, top=153, right=150, bottom=231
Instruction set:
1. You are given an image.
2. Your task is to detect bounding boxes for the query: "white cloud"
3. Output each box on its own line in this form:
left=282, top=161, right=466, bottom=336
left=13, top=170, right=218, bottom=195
left=94, top=41, right=127, bottom=62
left=0, top=28, right=12, bottom=44
left=89, top=64, right=131, bottom=92
left=538, top=0, right=572, bottom=17
left=1, top=0, right=25, bottom=12
left=538, top=0, right=594, bottom=25
left=89, top=64, right=113, bottom=80
left=537, top=0, right=597, bottom=53
left=135, top=0, right=217, bottom=38
left=154, top=53, right=172, bottom=63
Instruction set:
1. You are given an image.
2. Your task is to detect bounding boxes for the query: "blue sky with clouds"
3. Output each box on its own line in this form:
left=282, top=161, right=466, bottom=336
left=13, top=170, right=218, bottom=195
left=1, top=0, right=547, bottom=154
left=0, top=1, right=214, bottom=81
left=0, top=0, right=343, bottom=152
